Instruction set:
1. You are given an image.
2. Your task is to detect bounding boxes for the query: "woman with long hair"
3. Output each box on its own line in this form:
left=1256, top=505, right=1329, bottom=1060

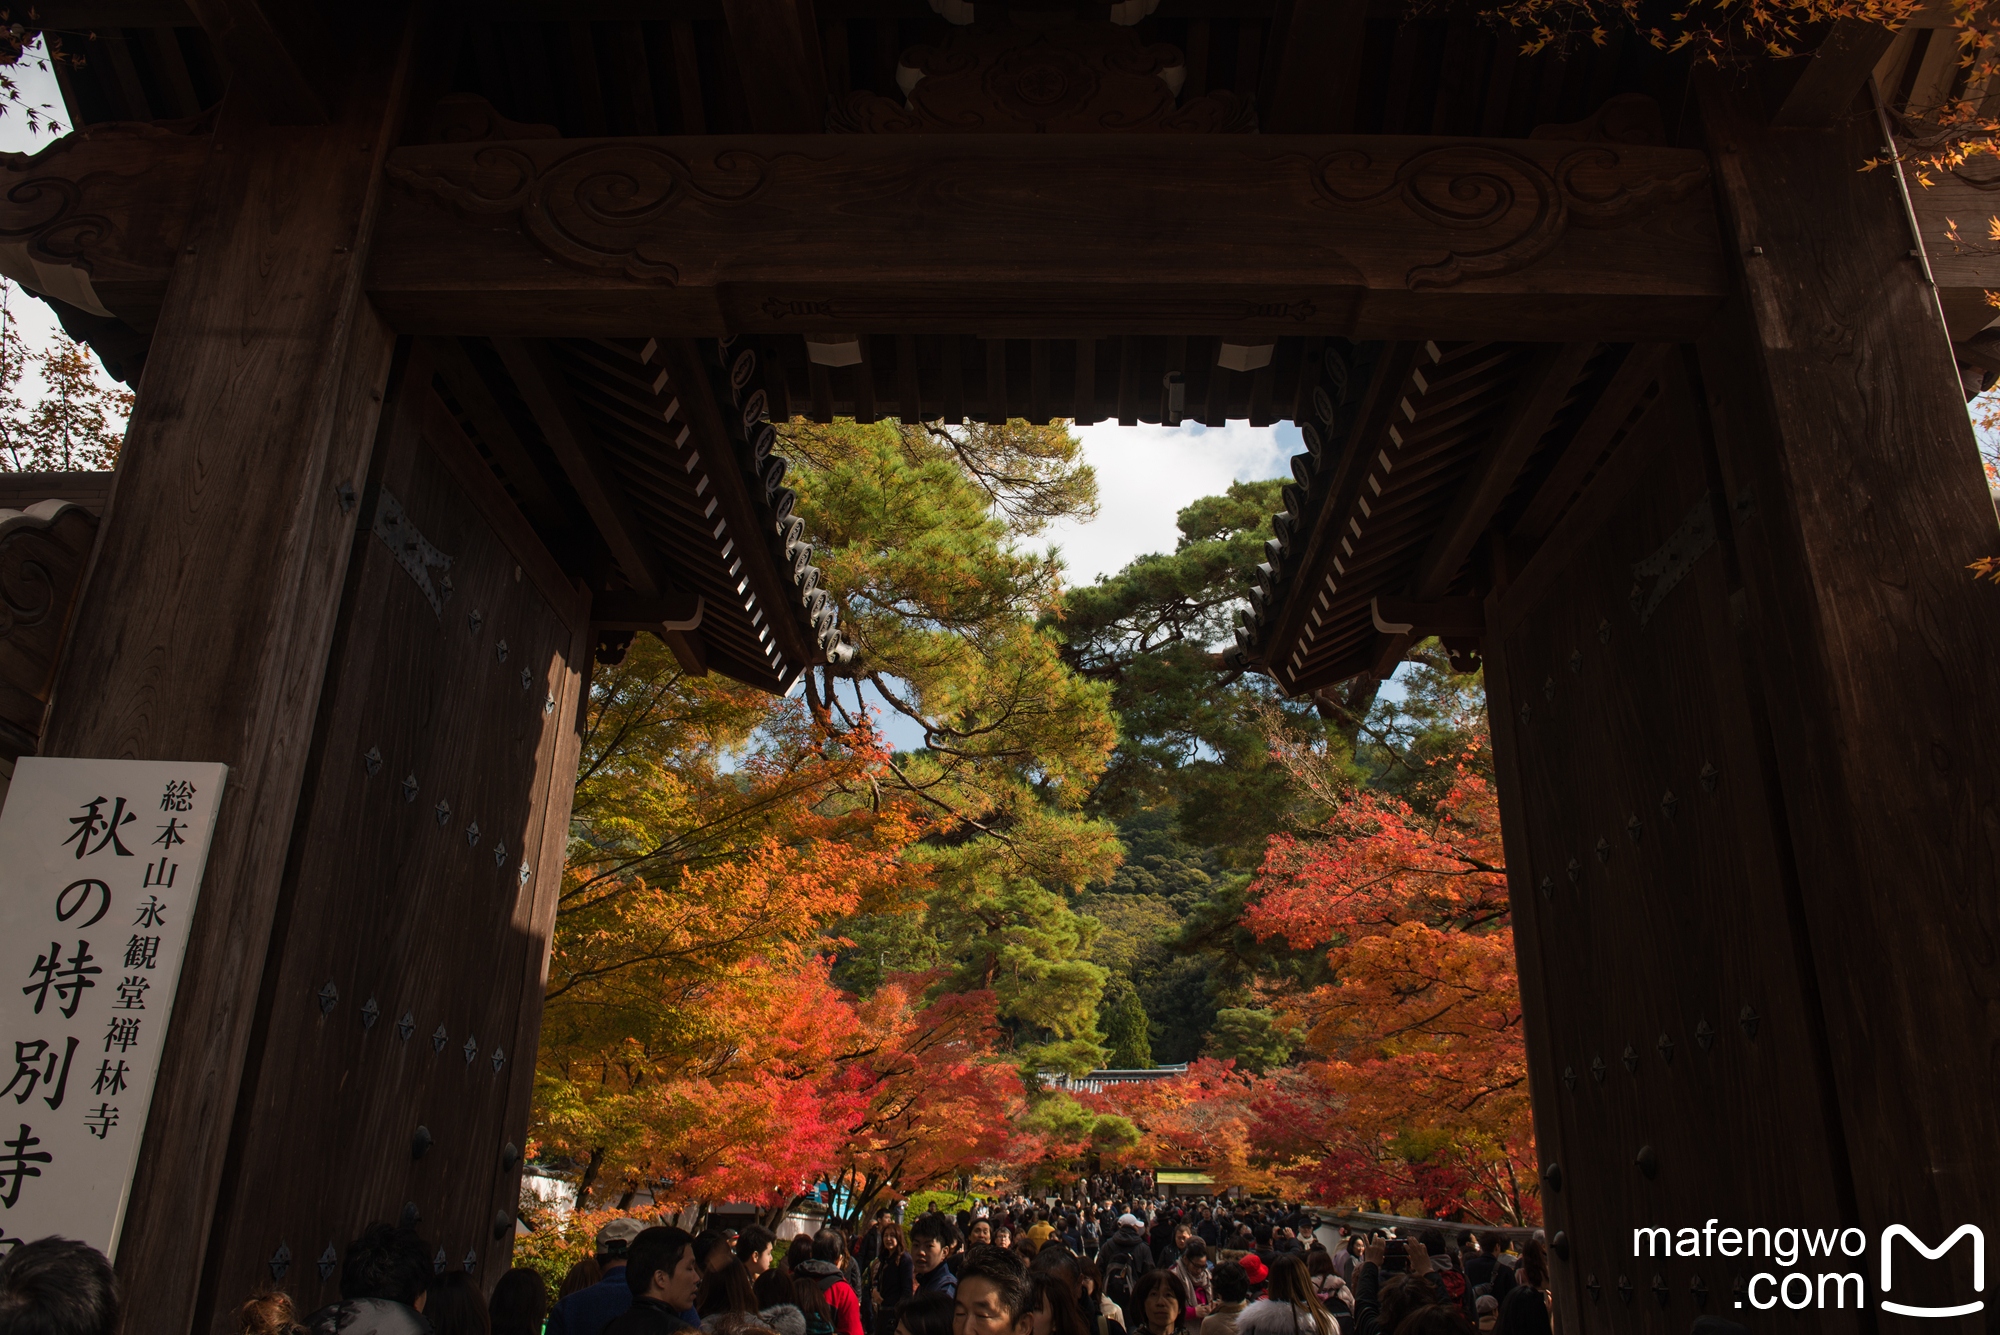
left=886, top=1291, right=956, bottom=1335
left=421, top=1272, right=491, bottom=1335
left=488, top=1268, right=548, bottom=1335
left=869, top=1221, right=917, bottom=1321
left=1304, top=1251, right=1350, bottom=1317
left=1232, top=1255, right=1335, bottom=1335
left=698, top=1259, right=763, bottom=1317
left=1132, top=1271, right=1190, bottom=1335
left=1024, top=1269, right=1094, bottom=1335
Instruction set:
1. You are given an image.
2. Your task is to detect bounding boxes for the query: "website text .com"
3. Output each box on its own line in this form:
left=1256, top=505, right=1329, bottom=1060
left=1632, top=1223, right=1985, bottom=1317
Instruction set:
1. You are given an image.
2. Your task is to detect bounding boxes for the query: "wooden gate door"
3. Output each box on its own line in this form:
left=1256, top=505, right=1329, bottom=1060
left=1484, top=354, right=1863, bottom=1333
left=193, top=346, right=591, bottom=1325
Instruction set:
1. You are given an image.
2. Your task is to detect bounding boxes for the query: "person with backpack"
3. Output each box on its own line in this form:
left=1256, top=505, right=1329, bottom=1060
left=1095, top=1214, right=1155, bottom=1331
left=1410, top=1231, right=1465, bottom=1315
left=794, top=1232, right=865, bottom=1335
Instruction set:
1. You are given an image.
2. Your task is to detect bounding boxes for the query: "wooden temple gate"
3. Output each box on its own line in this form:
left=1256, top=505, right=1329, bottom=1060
left=0, top=1, right=1995, bottom=1331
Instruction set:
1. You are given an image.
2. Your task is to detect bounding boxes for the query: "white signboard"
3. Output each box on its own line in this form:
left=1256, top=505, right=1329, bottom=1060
left=0, top=757, right=227, bottom=1258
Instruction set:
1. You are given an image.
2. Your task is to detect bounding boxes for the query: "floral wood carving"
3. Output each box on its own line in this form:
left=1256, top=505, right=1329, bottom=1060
left=1306, top=142, right=1710, bottom=289
left=828, top=22, right=1256, bottom=134
left=386, top=144, right=802, bottom=284
left=0, top=499, right=98, bottom=757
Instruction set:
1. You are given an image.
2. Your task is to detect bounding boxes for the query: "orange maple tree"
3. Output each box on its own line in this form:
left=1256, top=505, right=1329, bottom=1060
left=1238, top=732, right=1539, bottom=1225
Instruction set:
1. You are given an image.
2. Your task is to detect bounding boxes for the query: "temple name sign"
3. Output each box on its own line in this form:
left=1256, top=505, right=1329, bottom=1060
left=0, top=757, right=228, bottom=1257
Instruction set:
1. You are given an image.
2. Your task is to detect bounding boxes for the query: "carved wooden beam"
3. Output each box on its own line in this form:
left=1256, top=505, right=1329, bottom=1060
left=373, top=133, right=1725, bottom=341
left=0, top=120, right=208, bottom=329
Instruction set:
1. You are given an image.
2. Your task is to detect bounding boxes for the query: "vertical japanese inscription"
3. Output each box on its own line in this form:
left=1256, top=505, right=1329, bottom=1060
left=0, top=758, right=227, bottom=1257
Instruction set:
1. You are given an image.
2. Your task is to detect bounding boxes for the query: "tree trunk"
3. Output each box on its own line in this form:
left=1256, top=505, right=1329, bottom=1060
left=576, top=1147, right=607, bottom=1210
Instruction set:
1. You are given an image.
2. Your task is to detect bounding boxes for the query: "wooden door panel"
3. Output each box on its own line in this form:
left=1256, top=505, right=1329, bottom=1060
left=1487, top=365, right=1856, bottom=1332
left=198, top=352, right=589, bottom=1321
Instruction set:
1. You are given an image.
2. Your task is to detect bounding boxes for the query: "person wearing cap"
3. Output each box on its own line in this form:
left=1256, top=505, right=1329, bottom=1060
left=1472, top=1294, right=1498, bottom=1332
left=551, top=1217, right=648, bottom=1335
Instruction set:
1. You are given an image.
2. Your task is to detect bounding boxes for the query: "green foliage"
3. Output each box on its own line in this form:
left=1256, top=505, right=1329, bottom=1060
left=1102, top=981, right=1154, bottom=1069
left=1206, top=1008, right=1294, bottom=1074
left=784, top=418, right=1123, bottom=890
left=1052, top=478, right=1314, bottom=866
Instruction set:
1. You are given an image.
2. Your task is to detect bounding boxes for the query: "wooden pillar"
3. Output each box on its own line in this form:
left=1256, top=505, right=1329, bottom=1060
left=1693, top=72, right=2000, bottom=1314
left=36, top=24, right=418, bottom=1331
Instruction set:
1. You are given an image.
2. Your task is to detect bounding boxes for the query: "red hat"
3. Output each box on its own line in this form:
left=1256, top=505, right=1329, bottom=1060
left=1239, top=1255, right=1269, bottom=1285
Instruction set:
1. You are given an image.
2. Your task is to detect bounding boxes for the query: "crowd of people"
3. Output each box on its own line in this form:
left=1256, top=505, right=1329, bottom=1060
left=0, top=1195, right=1757, bottom=1335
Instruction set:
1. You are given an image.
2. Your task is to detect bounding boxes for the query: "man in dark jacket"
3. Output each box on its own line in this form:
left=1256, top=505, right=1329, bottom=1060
left=1094, top=1214, right=1155, bottom=1330
left=911, top=1216, right=959, bottom=1297
left=553, top=1218, right=650, bottom=1335
left=300, top=1223, right=433, bottom=1335
left=605, top=1227, right=704, bottom=1334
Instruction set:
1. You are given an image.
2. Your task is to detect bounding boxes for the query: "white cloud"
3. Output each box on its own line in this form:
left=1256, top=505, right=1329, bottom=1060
left=1040, top=419, right=1299, bottom=586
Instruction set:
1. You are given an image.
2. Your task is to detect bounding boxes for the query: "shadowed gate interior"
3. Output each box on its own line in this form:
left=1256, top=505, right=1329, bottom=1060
left=2, top=2, right=1996, bottom=1332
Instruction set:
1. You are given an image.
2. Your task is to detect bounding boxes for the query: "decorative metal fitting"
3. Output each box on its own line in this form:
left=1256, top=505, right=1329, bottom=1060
left=269, top=1243, right=292, bottom=1281
left=1695, top=1017, right=1715, bottom=1050
left=496, top=639, right=509, bottom=663
left=363, top=745, right=382, bottom=777
left=1622, top=1043, right=1639, bottom=1074
left=1660, top=790, right=1679, bottom=820
left=519, top=667, right=532, bottom=691
left=463, top=1248, right=479, bottom=1273
left=318, top=1243, right=339, bottom=1280
left=433, top=1247, right=447, bottom=1276
left=398, top=1011, right=415, bottom=1042
left=1562, top=1065, right=1576, bottom=1091
left=466, top=821, right=481, bottom=848
left=1616, top=1275, right=1633, bottom=1305
left=1627, top=582, right=1645, bottom=616
left=468, top=609, right=483, bottom=633
left=1739, top=1003, right=1761, bottom=1039
left=337, top=481, right=357, bottom=515
left=1595, top=836, right=1611, bottom=864
left=1700, top=761, right=1719, bottom=793
left=1690, top=1275, right=1708, bottom=1309
left=1636, top=1144, right=1659, bottom=1179
left=432, top=1023, right=449, bottom=1054
left=1626, top=814, right=1643, bottom=843
left=1566, top=857, right=1580, bottom=884
left=362, top=998, right=380, bottom=1031
left=1552, top=1231, right=1569, bottom=1260
left=402, top=772, right=419, bottom=803
left=501, top=1142, right=521, bottom=1171
left=1518, top=701, right=1531, bottom=725
left=1542, top=676, right=1555, bottom=702
left=519, top=860, right=532, bottom=886
left=1586, top=1276, right=1601, bottom=1303
left=463, top=1034, right=479, bottom=1065
left=493, top=840, right=508, bottom=868
left=412, top=1125, right=433, bottom=1161
left=401, top=1201, right=421, bottom=1228
left=317, top=981, right=339, bottom=1016
left=491, top=1047, right=506, bottom=1074
left=1539, top=876, right=1553, bottom=900
left=1597, top=618, right=1611, bottom=644
left=434, top=799, right=451, bottom=828
left=1652, top=1274, right=1670, bottom=1307
left=1590, top=1055, right=1606, bottom=1083
left=1543, top=1163, right=1562, bottom=1193
left=494, top=1210, right=514, bottom=1240
left=1568, top=649, right=1582, bottom=675
left=440, top=574, right=454, bottom=603
left=544, top=693, right=556, bottom=717
left=1656, top=1032, right=1674, bottom=1064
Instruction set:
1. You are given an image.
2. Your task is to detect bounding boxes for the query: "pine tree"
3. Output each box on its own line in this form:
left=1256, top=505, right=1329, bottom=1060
left=1103, top=982, right=1153, bottom=1070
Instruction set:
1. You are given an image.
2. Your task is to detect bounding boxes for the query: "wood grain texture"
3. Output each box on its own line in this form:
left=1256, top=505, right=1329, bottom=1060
left=197, top=355, right=590, bottom=1327
left=1487, top=370, right=1857, bottom=1334
left=372, top=133, right=1725, bottom=341
left=1694, top=73, right=2000, bottom=1324
left=33, top=28, right=416, bottom=1330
